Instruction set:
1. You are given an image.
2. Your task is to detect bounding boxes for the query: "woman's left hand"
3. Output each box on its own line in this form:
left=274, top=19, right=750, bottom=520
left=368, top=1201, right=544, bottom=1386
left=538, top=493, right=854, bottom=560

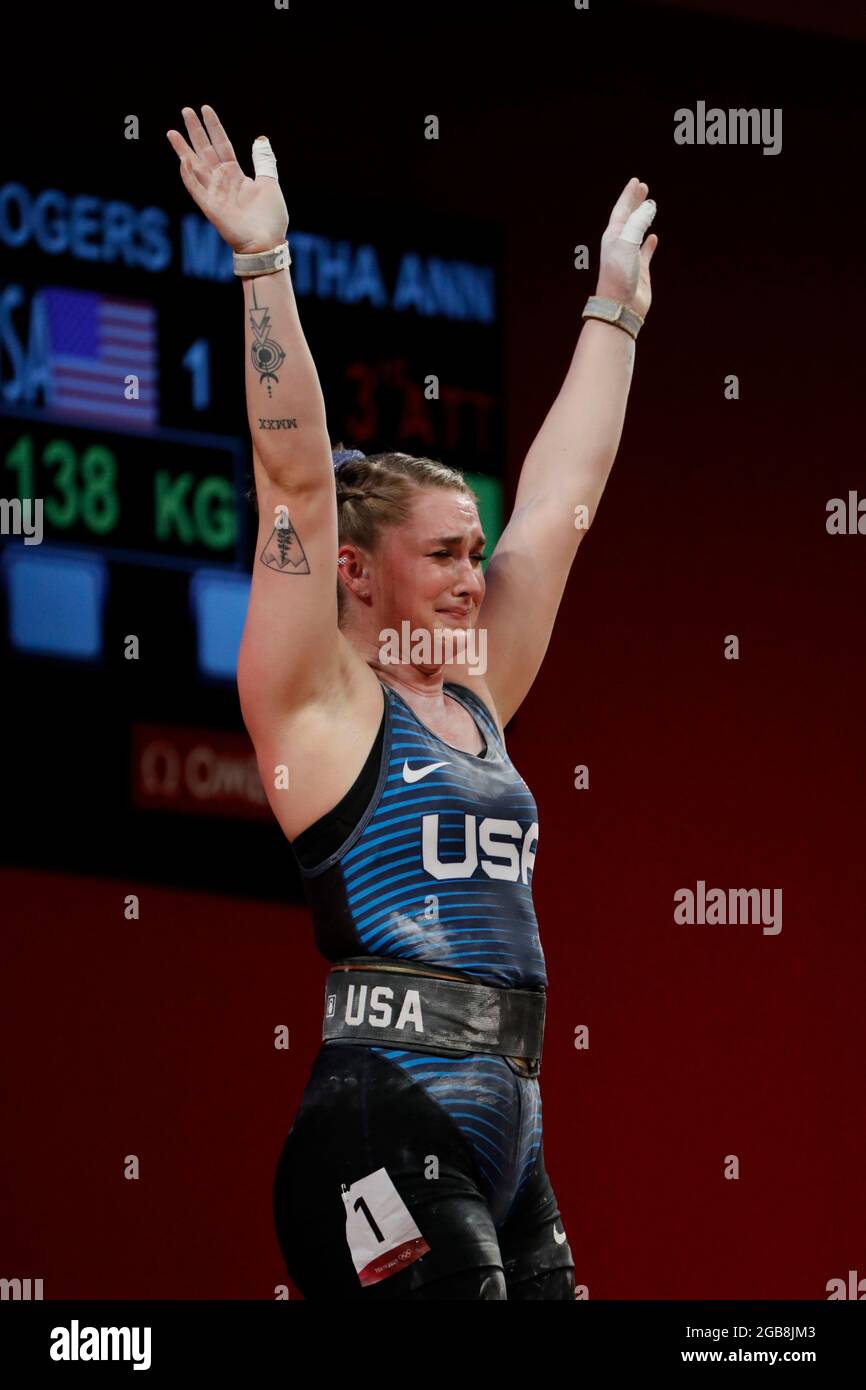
left=595, top=176, right=659, bottom=319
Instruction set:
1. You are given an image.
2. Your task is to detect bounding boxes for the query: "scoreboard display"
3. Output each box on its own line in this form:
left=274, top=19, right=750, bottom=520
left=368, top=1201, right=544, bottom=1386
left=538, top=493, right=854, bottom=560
left=4, top=412, right=244, bottom=567
left=0, top=169, right=505, bottom=897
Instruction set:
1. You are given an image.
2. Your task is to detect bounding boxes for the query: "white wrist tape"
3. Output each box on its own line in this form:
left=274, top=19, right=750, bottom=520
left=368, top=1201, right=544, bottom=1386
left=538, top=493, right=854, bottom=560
left=252, top=136, right=279, bottom=180
left=620, top=198, right=657, bottom=245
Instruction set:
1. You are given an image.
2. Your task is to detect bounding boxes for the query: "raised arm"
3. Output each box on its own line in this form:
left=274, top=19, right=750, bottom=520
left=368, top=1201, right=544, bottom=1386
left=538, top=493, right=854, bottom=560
left=166, top=105, right=348, bottom=737
left=477, top=177, right=659, bottom=727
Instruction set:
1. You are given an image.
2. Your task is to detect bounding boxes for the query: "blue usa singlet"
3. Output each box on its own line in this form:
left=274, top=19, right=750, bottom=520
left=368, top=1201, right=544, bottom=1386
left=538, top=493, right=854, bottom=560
left=294, top=678, right=547, bottom=989
left=291, top=676, right=547, bottom=1224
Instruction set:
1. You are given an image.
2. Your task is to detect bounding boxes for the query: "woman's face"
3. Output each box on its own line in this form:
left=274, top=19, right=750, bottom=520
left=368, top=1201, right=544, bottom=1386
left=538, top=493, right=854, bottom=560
left=373, top=488, right=487, bottom=637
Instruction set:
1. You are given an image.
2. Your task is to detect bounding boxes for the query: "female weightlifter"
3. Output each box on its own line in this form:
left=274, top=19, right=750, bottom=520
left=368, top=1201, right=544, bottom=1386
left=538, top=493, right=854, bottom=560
left=167, top=103, right=657, bottom=1300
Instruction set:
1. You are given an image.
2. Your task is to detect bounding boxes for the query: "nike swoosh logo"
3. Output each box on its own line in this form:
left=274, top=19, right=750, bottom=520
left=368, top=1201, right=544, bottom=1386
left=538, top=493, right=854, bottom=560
left=553, top=1224, right=567, bottom=1245
left=402, top=759, right=450, bottom=783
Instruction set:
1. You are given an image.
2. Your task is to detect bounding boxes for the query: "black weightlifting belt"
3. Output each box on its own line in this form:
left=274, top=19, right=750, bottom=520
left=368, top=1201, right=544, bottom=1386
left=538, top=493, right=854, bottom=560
left=321, top=957, right=546, bottom=1079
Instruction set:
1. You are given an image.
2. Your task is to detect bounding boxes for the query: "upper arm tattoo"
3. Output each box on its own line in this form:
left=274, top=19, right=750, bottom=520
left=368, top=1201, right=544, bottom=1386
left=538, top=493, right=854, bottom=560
left=260, top=509, right=311, bottom=574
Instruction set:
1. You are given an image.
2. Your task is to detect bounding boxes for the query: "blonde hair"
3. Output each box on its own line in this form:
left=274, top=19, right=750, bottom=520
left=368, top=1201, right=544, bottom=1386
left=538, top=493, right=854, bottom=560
left=333, top=444, right=477, bottom=627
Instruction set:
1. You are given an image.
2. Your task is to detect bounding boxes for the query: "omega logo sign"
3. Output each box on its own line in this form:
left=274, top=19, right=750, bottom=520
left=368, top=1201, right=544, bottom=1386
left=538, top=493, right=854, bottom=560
left=140, top=739, right=266, bottom=804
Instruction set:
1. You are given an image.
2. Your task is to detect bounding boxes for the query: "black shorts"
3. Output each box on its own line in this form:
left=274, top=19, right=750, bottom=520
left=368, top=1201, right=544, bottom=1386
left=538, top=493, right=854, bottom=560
left=273, top=1041, right=575, bottom=1299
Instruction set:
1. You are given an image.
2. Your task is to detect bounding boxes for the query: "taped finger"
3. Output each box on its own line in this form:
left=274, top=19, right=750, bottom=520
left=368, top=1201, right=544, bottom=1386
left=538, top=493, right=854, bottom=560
left=252, top=136, right=279, bottom=180
left=620, top=198, right=657, bottom=246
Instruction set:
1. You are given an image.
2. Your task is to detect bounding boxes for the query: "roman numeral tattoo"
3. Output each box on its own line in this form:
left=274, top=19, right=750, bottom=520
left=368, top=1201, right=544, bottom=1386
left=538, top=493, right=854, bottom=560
left=249, top=283, right=286, bottom=398
left=258, top=418, right=298, bottom=429
left=260, top=514, right=311, bottom=574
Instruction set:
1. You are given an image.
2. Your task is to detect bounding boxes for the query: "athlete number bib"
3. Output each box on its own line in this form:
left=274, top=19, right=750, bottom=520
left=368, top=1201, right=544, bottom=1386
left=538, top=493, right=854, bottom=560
left=341, top=1167, right=431, bottom=1287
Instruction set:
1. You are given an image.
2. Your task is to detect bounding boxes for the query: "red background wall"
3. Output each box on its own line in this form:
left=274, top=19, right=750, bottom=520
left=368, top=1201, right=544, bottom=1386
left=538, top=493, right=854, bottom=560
left=2, top=1, right=865, bottom=1298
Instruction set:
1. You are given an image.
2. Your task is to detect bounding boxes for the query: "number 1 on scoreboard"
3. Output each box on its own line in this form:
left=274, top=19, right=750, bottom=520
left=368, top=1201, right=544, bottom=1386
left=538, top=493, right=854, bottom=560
left=183, top=339, right=211, bottom=411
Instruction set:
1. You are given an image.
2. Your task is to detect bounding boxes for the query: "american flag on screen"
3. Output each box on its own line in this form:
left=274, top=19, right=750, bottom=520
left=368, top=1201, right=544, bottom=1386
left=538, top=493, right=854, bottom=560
left=42, top=287, right=158, bottom=429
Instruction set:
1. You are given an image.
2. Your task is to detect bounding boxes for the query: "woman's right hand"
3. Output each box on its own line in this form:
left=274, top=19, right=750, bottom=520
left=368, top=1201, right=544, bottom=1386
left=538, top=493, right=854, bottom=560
left=166, top=104, right=289, bottom=254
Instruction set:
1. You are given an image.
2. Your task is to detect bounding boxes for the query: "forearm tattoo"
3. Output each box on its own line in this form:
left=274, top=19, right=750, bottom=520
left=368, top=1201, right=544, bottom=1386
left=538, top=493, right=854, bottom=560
left=249, top=283, right=286, bottom=397
left=258, top=418, right=298, bottom=429
left=259, top=512, right=311, bottom=574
